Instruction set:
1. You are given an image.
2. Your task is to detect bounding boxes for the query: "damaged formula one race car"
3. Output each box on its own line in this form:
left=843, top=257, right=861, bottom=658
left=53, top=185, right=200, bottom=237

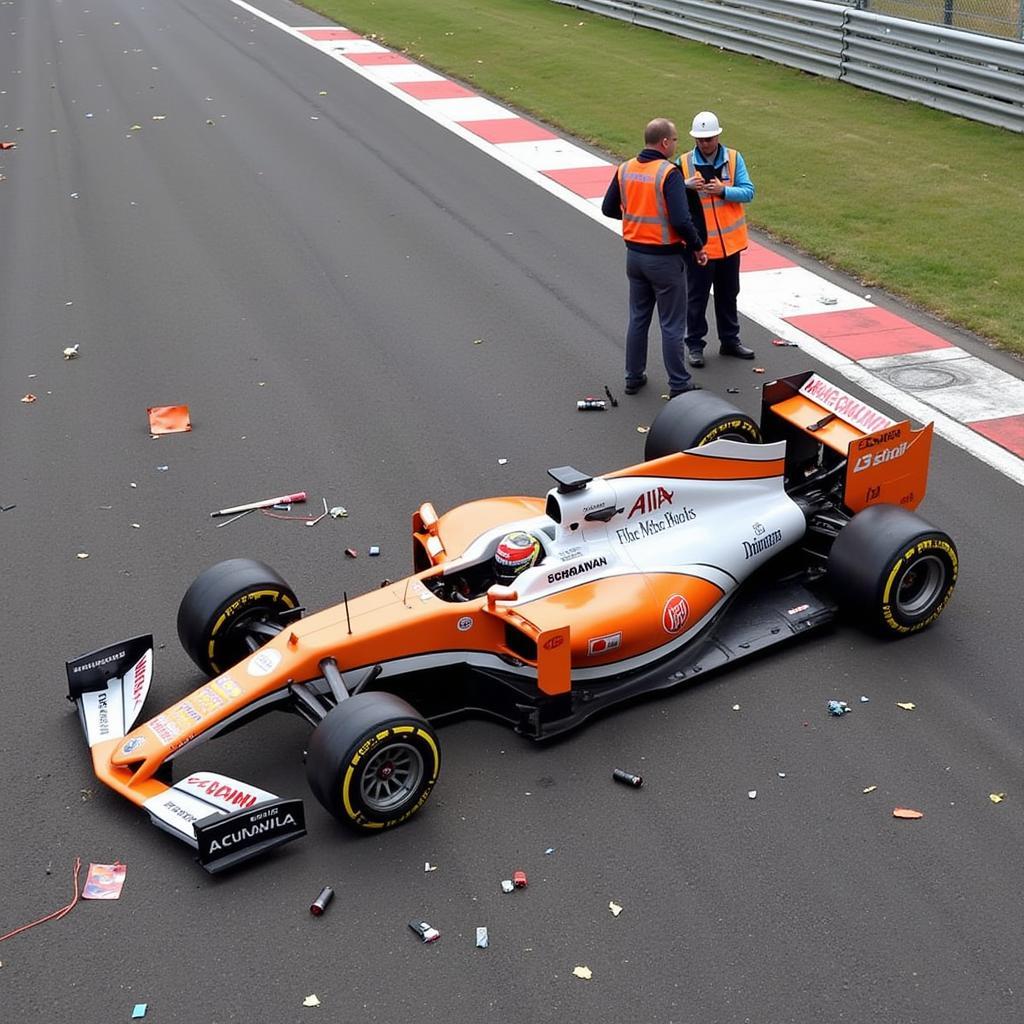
left=66, top=371, right=958, bottom=872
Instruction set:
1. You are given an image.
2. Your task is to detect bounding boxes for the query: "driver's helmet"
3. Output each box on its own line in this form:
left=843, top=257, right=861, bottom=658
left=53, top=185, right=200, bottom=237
left=493, top=531, right=542, bottom=586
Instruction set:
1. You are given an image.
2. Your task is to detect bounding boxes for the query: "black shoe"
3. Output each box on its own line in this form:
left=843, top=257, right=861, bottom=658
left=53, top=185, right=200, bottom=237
left=669, top=383, right=702, bottom=398
left=687, top=349, right=705, bottom=368
left=624, top=374, right=647, bottom=395
left=719, top=342, right=755, bottom=359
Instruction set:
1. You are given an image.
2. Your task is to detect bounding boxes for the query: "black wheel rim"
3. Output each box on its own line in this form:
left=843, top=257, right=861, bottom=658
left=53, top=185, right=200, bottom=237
left=895, top=554, right=947, bottom=618
left=359, top=741, right=425, bottom=813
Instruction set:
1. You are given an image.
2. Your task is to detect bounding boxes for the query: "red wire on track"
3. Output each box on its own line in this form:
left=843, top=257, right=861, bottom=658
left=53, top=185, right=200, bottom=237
left=0, top=857, right=82, bottom=942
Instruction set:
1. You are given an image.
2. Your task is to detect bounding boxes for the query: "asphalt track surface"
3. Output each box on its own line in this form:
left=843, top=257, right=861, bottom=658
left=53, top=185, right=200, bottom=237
left=1, top=1, right=1023, bottom=1022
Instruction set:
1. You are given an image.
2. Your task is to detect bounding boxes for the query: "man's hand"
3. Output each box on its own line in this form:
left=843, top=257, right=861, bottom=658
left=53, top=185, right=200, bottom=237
left=700, top=179, right=726, bottom=197
left=683, top=175, right=704, bottom=189
left=694, top=249, right=709, bottom=267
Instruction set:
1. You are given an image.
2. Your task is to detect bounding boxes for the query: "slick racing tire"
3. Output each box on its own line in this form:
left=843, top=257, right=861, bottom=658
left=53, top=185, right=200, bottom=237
left=827, top=504, right=958, bottom=637
left=306, top=692, right=441, bottom=832
left=644, top=390, right=761, bottom=460
left=177, top=558, right=300, bottom=676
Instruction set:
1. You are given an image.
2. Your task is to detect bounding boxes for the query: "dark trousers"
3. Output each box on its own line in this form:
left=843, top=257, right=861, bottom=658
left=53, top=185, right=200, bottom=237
left=684, top=250, right=742, bottom=351
left=624, top=249, right=690, bottom=391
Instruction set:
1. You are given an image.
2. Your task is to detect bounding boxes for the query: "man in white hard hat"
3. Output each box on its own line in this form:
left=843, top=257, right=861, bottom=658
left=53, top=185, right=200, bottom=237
left=676, top=111, right=756, bottom=366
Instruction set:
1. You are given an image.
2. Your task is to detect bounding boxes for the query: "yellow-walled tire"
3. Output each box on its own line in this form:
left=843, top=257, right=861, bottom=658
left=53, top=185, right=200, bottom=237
left=645, top=390, right=761, bottom=459
left=177, top=558, right=299, bottom=676
left=828, top=504, right=958, bottom=636
left=307, top=692, right=441, bottom=831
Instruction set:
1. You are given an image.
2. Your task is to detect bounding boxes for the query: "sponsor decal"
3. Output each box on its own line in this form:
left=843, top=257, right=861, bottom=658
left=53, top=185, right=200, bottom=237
left=854, top=427, right=903, bottom=450
left=616, top=505, right=696, bottom=545
left=866, top=485, right=881, bottom=502
left=206, top=811, right=298, bottom=852
left=787, top=604, right=810, bottom=616
left=743, top=528, right=782, bottom=559
left=178, top=701, right=203, bottom=724
left=131, top=656, right=148, bottom=704
left=71, top=649, right=126, bottom=674
left=121, top=736, right=145, bottom=755
left=547, top=556, right=608, bottom=584
left=587, top=631, right=622, bottom=656
left=543, top=635, right=565, bottom=650
left=753, top=521, right=766, bottom=536
left=149, top=713, right=181, bottom=744
left=457, top=616, right=474, bottom=632
left=558, top=546, right=583, bottom=562
left=852, top=442, right=909, bottom=473
left=185, top=775, right=260, bottom=809
left=799, top=374, right=895, bottom=434
left=247, top=648, right=282, bottom=677
left=212, top=676, right=242, bottom=700
left=96, top=691, right=110, bottom=737
left=628, top=486, right=674, bottom=519
left=662, top=595, right=689, bottom=635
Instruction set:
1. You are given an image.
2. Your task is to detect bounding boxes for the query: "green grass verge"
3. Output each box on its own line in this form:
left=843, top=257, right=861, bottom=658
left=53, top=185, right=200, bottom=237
left=303, top=0, right=1024, bottom=355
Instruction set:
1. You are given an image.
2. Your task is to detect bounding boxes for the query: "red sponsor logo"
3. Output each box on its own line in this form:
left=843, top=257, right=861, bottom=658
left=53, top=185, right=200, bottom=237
left=627, top=486, right=674, bottom=519
left=132, top=657, right=147, bottom=703
left=543, top=635, right=565, bottom=650
left=185, top=775, right=258, bottom=809
left=662, top=595, right=689, bottom=634
left=587, top=632, right=622, bottom=656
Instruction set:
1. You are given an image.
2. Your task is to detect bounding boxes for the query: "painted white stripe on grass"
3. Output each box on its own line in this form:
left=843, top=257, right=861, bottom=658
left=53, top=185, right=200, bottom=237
left=739, top=266, right=873, bottom=319
left=227, top=0, right=1024, bottom=487
left=423, top=97, right=519, bottom=121
left=496, top=139, right=610, bottom=171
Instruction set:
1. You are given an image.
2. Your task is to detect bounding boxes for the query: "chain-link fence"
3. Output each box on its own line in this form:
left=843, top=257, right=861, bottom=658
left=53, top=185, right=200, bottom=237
left=852, top=0, right=1023, bottom=40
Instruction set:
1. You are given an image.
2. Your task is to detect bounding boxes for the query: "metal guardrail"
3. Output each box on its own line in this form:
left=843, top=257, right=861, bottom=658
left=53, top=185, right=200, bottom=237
left=552, top=0, right=1024, bottom=132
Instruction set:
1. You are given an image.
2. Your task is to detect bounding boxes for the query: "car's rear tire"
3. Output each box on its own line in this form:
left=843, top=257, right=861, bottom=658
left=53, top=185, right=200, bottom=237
left=644, top=390, right=761, bottom=459
left=306, top=692, right=441, bottom=831
left=177, top=558, right=300, bottom=675
left=828, top=504, right=958, bottom=636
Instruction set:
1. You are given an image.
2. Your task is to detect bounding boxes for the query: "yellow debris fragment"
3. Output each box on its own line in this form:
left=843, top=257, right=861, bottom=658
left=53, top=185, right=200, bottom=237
left=990, top=793, right=1006, bottom=803
left=896, top=702, right=916, bottom=711
left=572, top=965, right=592, bottom=981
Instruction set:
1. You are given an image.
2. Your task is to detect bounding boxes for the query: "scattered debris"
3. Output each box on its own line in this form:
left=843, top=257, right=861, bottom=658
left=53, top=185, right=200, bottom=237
left=753, top=367, right=766, bottom=373
left=344, top=547, right=358, bottom=558
left=572, top=965, right=593, bottom=981
left=819, top=296, right=839, bottom=305
left=636, top=426, right=650, bottom=434
left=827, top=700, right=850, bottom=716
left=214, top=508, right=254, bottom=529
left=772, top=338, right=798, bottom=347
left=62, top=344, right=80, bottom=360
left=577, top=398, right=606, bottom=411
left=727, top=387, right=740, bottom=394
left=893, top=807, right=924, bottom=819
left=863, top=785, right=877, bottom=794
left=424, top=862, right=437, bottom=872
left=513, top=870, right=528, bottom=889
left=603, top=385, right=618, bottom=407
left=210, top=491, right=306, bottom=518
left=860, top=695, right=870, bottom=703
left=500, top=879, right=515, bottom=893
left=0, top=141, right=15, bottom=150
left=475, top=927, right=489, bottom=948
left=82, top=863, right=126, bottom=900
left=302, top=995, right=320, bottom=1008
left=497, top=458, right=508, bottom=465
left=310, top=886, right=334, bottom=916
left=368, top=545, right=380, bottom=556
left=732, top=704, right=741, bottom=711
left=20, top=393, right=37, bottom=403
left=990, top=793, right=1006, bottom=804
left=544, top=847, right=555, bottom=855
left=303, top=498, right=330, bottom=528
left=608, top=901, right=623, bottom=917
left=329, top=505, right=348, bottom=519
left=896, top=702, right=916, bottom=711
left=473, top=338, right=483, bottom=345
left=748, top=790, right=757, bottom=799
left=0, top=504, right=15, bottom=512
left=147, top=404, right=191, bottom=435
left=131, top=1005, right=148, bottom=1019
left=612, top=768, right=643, bottom=788
left=409, top=920, right=440, bottom=943
left=76, top=552, right=90, bottom=560
left=0, top=856, right=82, bottom=943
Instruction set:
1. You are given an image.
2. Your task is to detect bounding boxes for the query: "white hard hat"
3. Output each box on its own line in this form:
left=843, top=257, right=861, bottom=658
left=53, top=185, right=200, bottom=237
left=690, top=111, right=722, bottom=138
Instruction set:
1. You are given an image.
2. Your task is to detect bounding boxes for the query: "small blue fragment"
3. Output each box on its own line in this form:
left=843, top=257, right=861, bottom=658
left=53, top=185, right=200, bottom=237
left=132, top=1005, right=148, bottom=1019
left=827, top=700, right=850, bottom=716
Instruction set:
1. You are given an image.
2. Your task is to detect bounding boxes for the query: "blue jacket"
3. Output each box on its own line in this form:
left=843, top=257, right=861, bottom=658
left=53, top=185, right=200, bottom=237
left=685, top=144, right=755, bottom=204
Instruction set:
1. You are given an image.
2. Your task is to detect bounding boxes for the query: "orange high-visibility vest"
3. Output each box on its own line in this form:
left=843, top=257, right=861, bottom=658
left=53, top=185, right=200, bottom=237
left=617, top=158, right=682, bottom=247
left=681, top=148, right=748, bottom=259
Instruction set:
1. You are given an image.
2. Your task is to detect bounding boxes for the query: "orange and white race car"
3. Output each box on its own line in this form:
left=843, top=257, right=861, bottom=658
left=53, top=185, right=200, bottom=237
left=66, top=371, right=958, bottom=872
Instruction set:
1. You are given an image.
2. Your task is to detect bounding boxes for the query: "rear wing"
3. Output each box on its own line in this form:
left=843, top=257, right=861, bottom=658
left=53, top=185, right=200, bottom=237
left=66, top=637, right=305, bottom=872
left=761, top=371, right=932, bottom=512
